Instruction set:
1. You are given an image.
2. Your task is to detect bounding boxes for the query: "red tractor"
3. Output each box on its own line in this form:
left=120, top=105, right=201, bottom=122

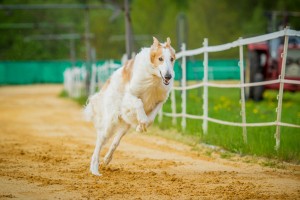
left=246, top=37, right=300, bottom=101
left=246, top=35, right=300, bottom=101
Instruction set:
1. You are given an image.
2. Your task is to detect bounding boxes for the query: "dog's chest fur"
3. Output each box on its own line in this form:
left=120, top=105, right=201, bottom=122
left=134, top=78, right=168, bottom=115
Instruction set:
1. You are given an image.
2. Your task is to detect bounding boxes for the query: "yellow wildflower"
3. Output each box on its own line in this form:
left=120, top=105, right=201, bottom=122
left=253, top=108, right=259, bottom=114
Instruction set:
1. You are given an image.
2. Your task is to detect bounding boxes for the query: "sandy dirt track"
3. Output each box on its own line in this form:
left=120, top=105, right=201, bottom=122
left=0, top=85, right=299, bottom=200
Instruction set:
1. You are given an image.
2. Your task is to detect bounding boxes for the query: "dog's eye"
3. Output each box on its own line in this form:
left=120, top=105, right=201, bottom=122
left=159, top=57, right=163, bottom=61
left=170, top=58, right=174, bottom=62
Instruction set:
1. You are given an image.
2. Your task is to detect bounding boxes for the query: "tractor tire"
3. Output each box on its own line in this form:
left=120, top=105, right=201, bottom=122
left=246, top=50, right=264, bottom=101
left=253, top=73, right=264, bottom=101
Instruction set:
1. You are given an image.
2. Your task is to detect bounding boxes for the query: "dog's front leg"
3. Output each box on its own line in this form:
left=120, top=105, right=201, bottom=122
left=134, top=98, right=148, bottom=132
left=123, top=92, right=148, bottom=132
left=136, top=102, right=163, bottom=131
left=147, top=102, right=163, bottom=126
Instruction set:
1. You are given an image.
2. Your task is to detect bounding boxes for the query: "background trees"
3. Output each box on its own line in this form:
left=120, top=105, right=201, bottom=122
left=0, top=0, right=299, bottom=60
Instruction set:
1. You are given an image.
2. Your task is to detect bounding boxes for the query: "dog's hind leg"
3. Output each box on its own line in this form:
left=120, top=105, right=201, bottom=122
left=103, top=123, right=130, bottom=166
left=90, top=127, right=111, bottom=176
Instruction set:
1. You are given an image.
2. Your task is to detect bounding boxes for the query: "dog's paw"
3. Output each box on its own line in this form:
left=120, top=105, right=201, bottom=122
left=136, top=125, right=142, bottom=132
left=90, top=165, right=102, bottom=176
left=90, top=157, right=102, bottom=176
left=91, top=170, right=102, bottom=176
left=136, top=123, right=147, bottom=132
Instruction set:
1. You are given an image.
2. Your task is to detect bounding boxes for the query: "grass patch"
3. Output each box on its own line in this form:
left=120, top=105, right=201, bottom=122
left=59, top=90, right=88, bottom=106
left=220, top=152, right=234, bottom=159
left=59, top=90, right=68, bottom=98
left=156, top=83, right=300, bottom=163
left=260, top=160, right=287, bottom=169
left=205, top=150, right=213, bottom=157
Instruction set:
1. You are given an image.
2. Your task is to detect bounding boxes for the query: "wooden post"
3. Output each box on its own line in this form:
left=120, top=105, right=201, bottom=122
left=124, top=0, right=132, bottom=59
left=239, top=38, right=247, bottom=143
left=202, top=38, right=208, bottom=134
left=275, top=27, right=289, bottom=151
left=181, top=43, right=187, bottom=131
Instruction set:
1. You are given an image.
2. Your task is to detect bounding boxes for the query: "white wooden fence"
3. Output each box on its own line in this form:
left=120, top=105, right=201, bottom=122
left=158, top=27, right=300, bottom=150
left=89, top=60, right=121, bottom=95
left=63, top=60, right=121, bottom=98
left=63, top=66, right=87, bottom=98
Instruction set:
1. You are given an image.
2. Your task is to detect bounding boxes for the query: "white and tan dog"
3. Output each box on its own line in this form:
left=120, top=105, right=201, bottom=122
left=84, top=37, right=176, bottom=176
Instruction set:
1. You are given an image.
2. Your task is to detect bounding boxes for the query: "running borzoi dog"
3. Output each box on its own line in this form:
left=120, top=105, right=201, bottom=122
left=84, top=37, right=176, bottom=176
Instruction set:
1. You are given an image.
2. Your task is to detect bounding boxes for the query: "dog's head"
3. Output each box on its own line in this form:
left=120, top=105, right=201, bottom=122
left=150, top=37, right=176, bottom=86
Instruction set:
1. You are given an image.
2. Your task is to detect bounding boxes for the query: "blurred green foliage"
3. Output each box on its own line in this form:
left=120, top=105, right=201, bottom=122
left=0, top=0, right=299, bottom=60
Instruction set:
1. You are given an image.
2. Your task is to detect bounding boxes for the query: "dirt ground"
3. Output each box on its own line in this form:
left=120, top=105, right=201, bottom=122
left=0, top=85, right=299, bottom=200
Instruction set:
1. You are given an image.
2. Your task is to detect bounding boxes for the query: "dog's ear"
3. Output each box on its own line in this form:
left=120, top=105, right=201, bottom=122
left=166, top=37, right=171, bottom=47
left=152, top=37, right=161, bottom=47
left=150, top=37, right=161, bottom=65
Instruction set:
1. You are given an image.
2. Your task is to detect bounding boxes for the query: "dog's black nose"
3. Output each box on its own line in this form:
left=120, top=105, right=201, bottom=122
left=164, top=74, right=172, bottom=81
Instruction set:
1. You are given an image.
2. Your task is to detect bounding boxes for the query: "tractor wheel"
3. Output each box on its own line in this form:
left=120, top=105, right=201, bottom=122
left=246, top=50, right=264, bottom=101
left=253, top=73, right=264, bottom=101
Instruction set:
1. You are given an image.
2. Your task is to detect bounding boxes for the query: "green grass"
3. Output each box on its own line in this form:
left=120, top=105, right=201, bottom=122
left=59, top=90, right=88, bottom=106
left=156, top=84, right=300, bottom=163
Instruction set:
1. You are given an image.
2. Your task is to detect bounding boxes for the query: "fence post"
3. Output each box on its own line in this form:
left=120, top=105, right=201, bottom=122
left=239, top=38, right=247, bottom=143
left=275, top=27, right=289, bottom=151
left=181, top=43, right=187, bottom=131
left=171, top=90, right=177, bottom=126
left=202, top=38, right=208, bottom=134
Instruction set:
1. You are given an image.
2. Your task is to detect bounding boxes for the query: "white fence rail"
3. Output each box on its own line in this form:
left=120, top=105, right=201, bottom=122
left=159, top=28, right=300, bottom=150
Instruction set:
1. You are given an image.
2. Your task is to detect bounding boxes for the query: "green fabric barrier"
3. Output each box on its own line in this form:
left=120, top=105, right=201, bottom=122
left=0, top=61, right=108, bottom=85
left=0, top=61, right=71, bottom=84
left=174, top=59, right=240, bottom=81
left=0, top=64, right=5, bottom=84
left=0, top=60, right=240, bottom=85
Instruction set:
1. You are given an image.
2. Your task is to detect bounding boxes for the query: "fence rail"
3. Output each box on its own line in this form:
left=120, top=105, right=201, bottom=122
left=173, top=79, right=300, bottom=90
left=159, top=27, right=300, bottom=150
left=176, top=29, right=300, bottom=59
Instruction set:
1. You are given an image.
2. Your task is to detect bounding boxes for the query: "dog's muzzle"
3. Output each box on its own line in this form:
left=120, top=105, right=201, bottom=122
left=160, top=71, right=172, bottom=85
